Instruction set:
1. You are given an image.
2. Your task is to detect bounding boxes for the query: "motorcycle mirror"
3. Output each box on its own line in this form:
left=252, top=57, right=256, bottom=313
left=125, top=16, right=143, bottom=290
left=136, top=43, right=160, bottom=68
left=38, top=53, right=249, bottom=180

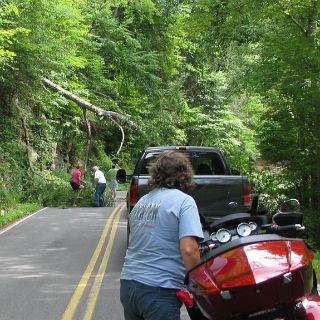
left=278, top=199, right=300, bottom=213
left=273, top=199, right=303, bottom=226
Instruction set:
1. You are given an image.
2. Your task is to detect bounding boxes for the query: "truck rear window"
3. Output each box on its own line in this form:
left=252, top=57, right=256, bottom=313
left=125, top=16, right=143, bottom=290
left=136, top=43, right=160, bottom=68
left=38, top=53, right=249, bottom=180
left=139, top=151, right=226, bottom=175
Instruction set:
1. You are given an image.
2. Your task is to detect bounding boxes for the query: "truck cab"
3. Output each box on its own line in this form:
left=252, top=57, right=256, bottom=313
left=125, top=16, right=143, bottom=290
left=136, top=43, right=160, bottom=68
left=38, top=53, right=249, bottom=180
left=117, top=146, right=252, bottom=223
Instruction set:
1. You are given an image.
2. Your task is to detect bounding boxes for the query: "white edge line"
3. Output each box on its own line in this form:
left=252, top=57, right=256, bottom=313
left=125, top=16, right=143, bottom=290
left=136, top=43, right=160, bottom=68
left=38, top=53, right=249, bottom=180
left=0, top=207, right=48, bottom=236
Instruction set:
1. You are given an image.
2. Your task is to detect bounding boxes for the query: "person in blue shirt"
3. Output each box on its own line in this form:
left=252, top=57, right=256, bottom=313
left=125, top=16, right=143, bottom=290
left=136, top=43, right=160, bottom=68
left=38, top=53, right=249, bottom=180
left=120, top=150, right=203, bottom=320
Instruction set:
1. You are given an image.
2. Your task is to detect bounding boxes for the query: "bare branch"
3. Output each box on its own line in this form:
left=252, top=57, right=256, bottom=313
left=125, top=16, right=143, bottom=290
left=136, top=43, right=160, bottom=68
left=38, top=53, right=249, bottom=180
left=110, top=118, right=125, bottom=156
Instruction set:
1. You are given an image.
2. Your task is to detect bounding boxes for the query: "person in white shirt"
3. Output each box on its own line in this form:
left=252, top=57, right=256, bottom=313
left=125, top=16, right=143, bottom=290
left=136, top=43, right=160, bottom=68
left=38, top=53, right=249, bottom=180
left=93, top=166, right=107, bottom=207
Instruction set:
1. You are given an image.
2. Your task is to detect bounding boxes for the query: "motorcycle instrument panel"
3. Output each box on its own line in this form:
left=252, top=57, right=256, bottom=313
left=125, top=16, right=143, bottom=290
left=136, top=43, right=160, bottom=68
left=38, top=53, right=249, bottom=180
left=214, top=228, right=232, bottom=243
left=211, top=221, right=260, bottom=243
left=237, top=223, right=251, bottom=237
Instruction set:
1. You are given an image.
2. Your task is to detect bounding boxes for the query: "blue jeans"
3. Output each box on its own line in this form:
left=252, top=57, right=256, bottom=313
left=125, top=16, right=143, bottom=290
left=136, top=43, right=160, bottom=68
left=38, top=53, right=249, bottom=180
left=94, top=183, right=106, bottom=206
left=120, top=279, right=182, bottom=320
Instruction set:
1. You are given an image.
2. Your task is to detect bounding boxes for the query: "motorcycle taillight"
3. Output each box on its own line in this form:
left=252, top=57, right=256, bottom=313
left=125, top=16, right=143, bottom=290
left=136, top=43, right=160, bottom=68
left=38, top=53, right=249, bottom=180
left=242, top=182, right=252, bottom=210
left=206, top=251, right=255, bottom=289
left=289, top=240, right=313, bottom=270
left=129, top=182, right=138, bottom=205
left=207, top=242, right=293, bottom=289
left=189, top=264, right=220, bottom=294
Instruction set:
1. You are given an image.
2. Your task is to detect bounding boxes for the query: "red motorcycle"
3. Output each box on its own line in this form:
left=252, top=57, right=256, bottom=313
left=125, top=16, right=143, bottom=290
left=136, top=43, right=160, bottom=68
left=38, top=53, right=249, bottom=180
left=181, top=198, right=320, bottom=320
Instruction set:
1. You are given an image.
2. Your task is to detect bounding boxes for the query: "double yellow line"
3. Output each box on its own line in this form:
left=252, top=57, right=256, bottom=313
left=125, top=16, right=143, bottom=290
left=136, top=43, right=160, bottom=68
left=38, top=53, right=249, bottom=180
left=61, top=203, right=125, bottom=320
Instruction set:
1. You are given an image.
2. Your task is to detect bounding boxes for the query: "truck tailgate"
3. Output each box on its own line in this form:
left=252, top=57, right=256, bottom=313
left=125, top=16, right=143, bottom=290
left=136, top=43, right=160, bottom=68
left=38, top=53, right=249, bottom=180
left=190, top=175, right=247, bottom=221
left=133, top=175, right=248, bottom=222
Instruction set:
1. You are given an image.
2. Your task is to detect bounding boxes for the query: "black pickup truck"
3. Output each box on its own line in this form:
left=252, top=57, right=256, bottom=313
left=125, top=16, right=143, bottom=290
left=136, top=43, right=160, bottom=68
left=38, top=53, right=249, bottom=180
left=117, top=146, right=252, bottom=224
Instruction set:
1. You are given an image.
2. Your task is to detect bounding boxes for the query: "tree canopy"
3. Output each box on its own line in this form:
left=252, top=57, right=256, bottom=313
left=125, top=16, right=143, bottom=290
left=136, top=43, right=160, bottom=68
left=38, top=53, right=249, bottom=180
left=0, top=0, right=319, bottom=212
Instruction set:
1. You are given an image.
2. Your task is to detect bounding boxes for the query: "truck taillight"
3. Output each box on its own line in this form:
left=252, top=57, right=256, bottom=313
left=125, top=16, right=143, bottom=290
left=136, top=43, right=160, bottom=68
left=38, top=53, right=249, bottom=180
left=243, top=183, right=252, bottom=210
left=130, top=182, right=138, bottom=205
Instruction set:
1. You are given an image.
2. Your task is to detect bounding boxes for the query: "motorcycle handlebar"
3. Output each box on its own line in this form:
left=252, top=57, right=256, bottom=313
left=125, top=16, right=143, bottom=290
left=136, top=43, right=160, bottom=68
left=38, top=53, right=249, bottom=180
left=269, top=224, right=305, bottom=233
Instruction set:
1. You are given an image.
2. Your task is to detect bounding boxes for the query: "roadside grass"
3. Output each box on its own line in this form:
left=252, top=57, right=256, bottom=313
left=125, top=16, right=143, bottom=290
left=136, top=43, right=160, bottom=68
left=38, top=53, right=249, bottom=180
left=0, top=203, right=42, bottom=229
left=313, top=251, right=320, bottom=280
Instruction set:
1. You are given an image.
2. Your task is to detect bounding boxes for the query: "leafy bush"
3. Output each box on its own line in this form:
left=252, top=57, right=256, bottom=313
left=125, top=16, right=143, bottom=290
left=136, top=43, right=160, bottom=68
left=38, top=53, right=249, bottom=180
left=21, top=169, right=102, bottom=207
left=249, top=169, right=320, bottom=250
left=21, top=170, right=69, bottom=207
left=0, top=188, right=19, bottom=211
left=44, top=179, right=70, bottom=207
left=0, top=132, right=122, bottom=210
left=249, top=169, right=295, bottom=213
left=0, top=143, right=27, bottom=210
left=89, top=145, right=113, bottom=175
left=313, top=251, right=320, bottom=279
left=303, top=209, right=320, bottom=250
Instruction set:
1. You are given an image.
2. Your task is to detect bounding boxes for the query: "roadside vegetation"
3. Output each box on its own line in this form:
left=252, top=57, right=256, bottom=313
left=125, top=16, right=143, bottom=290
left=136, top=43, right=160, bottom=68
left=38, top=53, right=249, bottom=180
left=313, top=252, right=320, bottom=278
left=0, top=203, right=42, bottom=229
left=0, top=1, right=319, bottom=255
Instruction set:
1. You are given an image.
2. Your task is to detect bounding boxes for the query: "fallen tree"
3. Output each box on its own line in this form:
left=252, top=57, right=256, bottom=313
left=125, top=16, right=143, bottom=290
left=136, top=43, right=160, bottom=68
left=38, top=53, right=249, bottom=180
left=42, top=78, right=137, bottom=129
left=42, top=77, right=137, bottom=164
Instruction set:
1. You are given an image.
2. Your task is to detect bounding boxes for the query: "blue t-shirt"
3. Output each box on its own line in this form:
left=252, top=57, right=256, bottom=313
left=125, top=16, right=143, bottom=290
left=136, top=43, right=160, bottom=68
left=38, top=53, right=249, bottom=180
left=121, top=188, right=203, bottom=289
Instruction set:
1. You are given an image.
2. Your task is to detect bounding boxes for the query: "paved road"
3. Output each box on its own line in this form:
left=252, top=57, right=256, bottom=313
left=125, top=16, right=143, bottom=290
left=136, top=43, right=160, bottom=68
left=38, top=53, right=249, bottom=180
left=0, top=192, right=190, bottom=320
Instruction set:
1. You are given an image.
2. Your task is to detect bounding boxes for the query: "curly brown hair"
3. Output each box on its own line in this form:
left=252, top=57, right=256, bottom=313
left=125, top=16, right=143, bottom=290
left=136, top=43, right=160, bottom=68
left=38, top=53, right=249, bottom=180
left=148, top=150, right=194, bottom=192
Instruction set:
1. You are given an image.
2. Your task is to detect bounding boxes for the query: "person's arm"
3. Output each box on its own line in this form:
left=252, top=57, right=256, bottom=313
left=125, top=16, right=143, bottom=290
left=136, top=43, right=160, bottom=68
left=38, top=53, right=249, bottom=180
left=180, top=236, right=201, bottom=271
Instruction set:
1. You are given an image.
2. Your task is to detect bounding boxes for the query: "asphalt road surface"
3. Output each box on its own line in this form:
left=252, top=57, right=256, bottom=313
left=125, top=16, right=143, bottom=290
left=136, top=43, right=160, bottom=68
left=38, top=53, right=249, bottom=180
left=0, top=192, right=190, bottom=320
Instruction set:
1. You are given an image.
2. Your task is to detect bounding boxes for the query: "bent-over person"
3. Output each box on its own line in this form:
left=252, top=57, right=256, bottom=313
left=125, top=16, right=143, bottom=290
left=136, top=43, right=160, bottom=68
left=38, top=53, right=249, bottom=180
left=93, top=166, right=107, bottom=207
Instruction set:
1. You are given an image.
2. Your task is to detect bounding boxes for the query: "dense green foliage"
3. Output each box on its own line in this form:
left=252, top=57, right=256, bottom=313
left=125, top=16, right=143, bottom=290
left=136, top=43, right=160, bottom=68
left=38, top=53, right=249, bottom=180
left=313, top=251, right=320, bottom=276
left=0, top=0, right=319, bottom=243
